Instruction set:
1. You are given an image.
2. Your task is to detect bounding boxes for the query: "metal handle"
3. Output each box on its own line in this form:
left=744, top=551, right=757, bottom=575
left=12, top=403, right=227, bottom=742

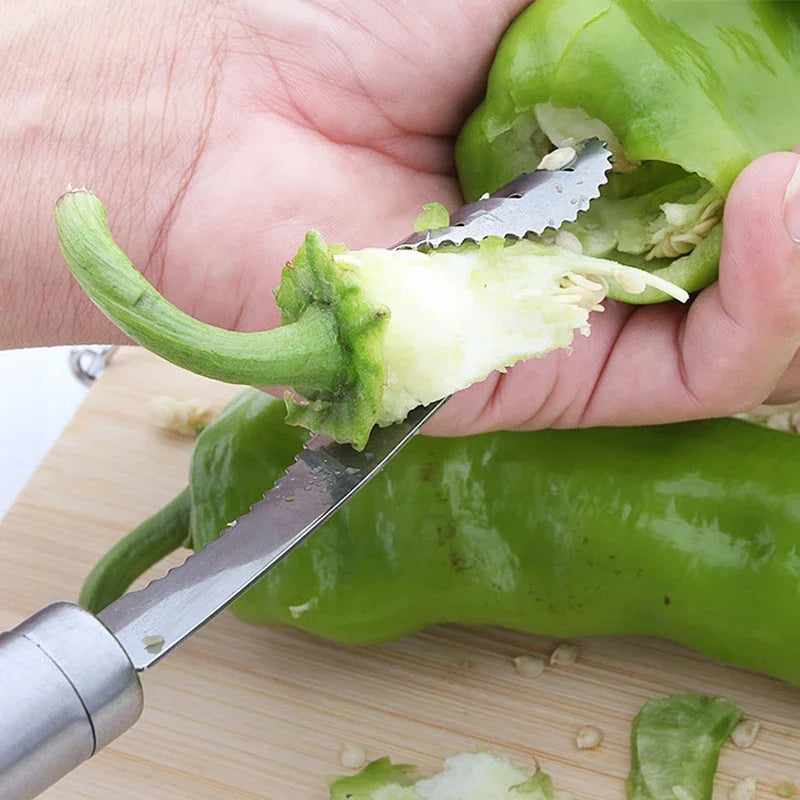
left=0, top=602, right=143, bottom=799
left=69, top=345, right=118, bottom=386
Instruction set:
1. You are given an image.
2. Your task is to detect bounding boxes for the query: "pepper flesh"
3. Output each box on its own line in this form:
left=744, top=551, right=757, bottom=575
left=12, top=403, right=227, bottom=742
left=328, top=753, right=556, bottom=800
left=83, top=388, right=800, bottom=689
left=627, top=695, right=742, bottom=800
left=455, top=0, right=800, bottom=301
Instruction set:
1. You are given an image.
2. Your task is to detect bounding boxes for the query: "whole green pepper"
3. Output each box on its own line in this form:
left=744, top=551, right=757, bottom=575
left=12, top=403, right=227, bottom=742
left=83, top=389, right=800, bottom=688
left=456, top=0, right=800, bottom=302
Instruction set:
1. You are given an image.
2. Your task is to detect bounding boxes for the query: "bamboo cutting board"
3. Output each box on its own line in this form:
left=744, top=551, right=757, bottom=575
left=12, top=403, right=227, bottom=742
left=1, top=347, right=800, bottom=800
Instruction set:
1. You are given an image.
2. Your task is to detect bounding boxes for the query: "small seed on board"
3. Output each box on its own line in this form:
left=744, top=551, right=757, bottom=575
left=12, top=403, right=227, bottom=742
left=549, top=642, right=580, bottom=666
left=728, top=777, right=757, bottom=800
left=512, top=655, right=546, bottom=679
left=731, top=719, right=761, bottom=749
left=576, top=725, right=603, bottom=750
left=340, top=743, right=367, bottom=769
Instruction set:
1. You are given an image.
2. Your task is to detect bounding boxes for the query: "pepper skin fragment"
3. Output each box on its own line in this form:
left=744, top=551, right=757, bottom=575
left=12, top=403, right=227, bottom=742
left=627, top=695, right=742, bottom=800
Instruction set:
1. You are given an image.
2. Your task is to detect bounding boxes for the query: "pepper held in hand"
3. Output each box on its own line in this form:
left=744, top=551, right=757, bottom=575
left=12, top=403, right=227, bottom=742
left=456, top=0, right=800, bottom=302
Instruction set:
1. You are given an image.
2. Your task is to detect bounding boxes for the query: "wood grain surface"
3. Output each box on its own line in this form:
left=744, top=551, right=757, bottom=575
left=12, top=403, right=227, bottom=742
left=1, top=347, right=799, bottom=800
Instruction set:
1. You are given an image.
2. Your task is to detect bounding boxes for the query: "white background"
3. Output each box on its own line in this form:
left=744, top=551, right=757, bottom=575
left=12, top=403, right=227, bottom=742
left=0, top=346, right=89, bottom=520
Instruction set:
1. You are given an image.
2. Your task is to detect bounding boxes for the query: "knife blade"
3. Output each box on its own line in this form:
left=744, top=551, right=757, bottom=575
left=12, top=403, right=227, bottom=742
left=98, top=396, right=449, bottom=670
left=0, top=137, right=612, bottom=800
left=397, top=138, right=612, bottom=250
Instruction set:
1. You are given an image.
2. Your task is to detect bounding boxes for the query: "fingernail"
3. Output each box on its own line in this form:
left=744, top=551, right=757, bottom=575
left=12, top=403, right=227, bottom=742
left=785, top=158, right=800, bottom=245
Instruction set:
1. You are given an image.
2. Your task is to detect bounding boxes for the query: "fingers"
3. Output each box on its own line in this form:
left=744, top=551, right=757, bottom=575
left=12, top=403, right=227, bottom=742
left=431, top=150, right=800, bottom=436
left=765, top=148, right=800, bottom=401
left=579, top=151, right=800, bottom=426
left=765, top=346, right=800, bottom=403
left=678, top=151, right=800, bottom=413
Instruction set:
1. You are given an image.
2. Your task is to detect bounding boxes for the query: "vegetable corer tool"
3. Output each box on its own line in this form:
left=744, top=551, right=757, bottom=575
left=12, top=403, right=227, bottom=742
left=0, top=138, right=612, bottom=800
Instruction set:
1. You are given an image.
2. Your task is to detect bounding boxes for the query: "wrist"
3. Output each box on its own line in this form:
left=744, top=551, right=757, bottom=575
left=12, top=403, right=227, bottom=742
left=0, top=0, right=221, bottom=348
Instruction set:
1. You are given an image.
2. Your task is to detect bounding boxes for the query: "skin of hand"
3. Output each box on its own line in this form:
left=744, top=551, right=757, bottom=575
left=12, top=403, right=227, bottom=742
left=2, top=1, right=800, bottom=437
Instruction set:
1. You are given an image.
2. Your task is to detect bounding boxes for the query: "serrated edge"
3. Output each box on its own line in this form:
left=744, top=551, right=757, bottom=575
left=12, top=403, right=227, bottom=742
left=99, top=399, right=447, bottom=666
left=100, top=435, right=321, bottom=616
left=397, top=139, right=613, bottom=250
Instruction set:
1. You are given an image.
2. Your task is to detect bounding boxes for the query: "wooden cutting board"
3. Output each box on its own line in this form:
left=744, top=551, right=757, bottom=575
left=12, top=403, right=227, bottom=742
left=2, top=347, right=799, bottom=800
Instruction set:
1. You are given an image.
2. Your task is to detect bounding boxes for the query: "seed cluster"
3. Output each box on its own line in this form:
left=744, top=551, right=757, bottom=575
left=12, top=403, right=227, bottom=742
left=647, top=197, right=724, bottom=260
left=148, top=395, right=219, bottom=436
left=737, top=401, right=800, bottom=433
left=512, top=641, right=581, bottom=676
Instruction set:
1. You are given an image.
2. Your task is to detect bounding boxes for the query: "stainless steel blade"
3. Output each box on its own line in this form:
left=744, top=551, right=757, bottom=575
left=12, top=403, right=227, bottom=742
left=98, top=397, right=448, bottom=670
left=396, top=138, right=612, bottom=250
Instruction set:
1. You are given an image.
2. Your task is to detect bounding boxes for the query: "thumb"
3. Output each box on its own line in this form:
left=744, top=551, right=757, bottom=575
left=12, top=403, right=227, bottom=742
left=678, top=150, right=800, bottom=412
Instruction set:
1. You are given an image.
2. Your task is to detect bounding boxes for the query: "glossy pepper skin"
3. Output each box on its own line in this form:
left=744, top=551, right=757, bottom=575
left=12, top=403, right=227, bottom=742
left=455, top=0, right=800, bottom=300
left=86, top=388, right=800, bottom=688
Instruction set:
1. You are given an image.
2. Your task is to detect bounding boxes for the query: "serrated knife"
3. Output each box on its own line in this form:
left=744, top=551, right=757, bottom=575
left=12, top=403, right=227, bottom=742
left=0, top=138, right=612, bottom=800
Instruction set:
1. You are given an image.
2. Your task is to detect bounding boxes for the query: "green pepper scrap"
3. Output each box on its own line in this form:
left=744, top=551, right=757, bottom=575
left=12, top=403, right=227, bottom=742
left=456, top=0, right=800, bottom=302
left=82, top=388, right=800, bottom=689
left=325, top=693, right=742, bottom=800
left=628, top=694, right=742, bottom=800
left=328, top=753, right=555, bottom=800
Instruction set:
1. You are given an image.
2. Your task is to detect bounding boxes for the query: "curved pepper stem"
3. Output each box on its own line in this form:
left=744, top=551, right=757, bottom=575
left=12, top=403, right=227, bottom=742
left=54, top=189, right=348, bottom=391
left=79, top=487, right=192, bottom=613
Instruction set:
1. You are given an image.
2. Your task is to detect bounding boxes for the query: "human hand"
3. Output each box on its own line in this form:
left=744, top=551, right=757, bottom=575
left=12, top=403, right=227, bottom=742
left=429, top=151, right=800, bottom=435
left=0, top=0, right=530, bottom=345
left=4, top=1, right=800, bottom=437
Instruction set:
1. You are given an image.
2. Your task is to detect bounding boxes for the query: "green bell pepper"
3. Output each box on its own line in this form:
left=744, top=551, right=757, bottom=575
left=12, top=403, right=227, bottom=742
left=82, top=388, right=800, bottom=688
left=456, top=0, right=800, bottom=302
left=627, top=695, right=743, bottom=800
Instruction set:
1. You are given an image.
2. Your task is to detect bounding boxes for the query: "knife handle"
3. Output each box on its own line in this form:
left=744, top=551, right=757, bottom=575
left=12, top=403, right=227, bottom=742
left=0, top=602, right=143, bottom=799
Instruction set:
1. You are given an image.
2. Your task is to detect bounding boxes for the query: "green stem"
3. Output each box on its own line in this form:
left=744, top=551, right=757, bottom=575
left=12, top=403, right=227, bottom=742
left=79, top=487, right=192, bottom=613
left=55, top=189, right=347, bottom=389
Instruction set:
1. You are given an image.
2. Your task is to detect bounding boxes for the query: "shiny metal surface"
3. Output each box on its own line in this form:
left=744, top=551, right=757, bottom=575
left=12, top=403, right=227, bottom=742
left=99, top=397, right=449, bottom=670
left=396, top=138, right=612, bottom=250
left=68, top=344, right=118, bottom=386
left=0, top=602, right=142, bottom=800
